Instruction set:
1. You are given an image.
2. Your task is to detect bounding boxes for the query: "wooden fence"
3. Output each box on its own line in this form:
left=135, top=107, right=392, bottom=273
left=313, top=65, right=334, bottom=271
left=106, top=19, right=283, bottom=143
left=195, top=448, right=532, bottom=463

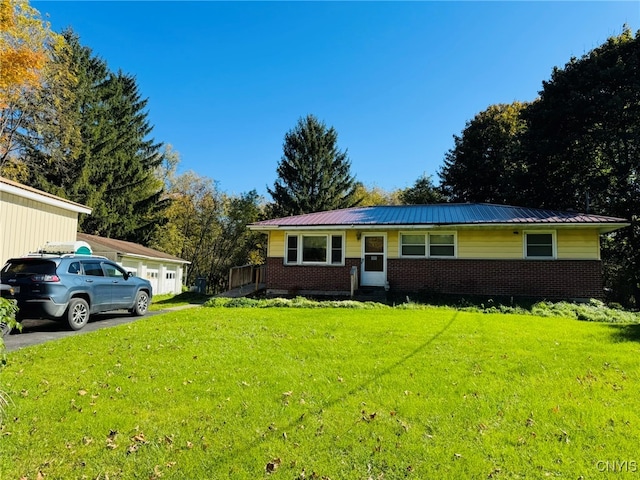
left=228, top=264, right=265, bottom=292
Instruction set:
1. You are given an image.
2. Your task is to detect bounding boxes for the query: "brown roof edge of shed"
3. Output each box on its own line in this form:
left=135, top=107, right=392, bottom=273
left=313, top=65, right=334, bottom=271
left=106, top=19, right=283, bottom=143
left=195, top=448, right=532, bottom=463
left=77, top=233, right=190, bottom=264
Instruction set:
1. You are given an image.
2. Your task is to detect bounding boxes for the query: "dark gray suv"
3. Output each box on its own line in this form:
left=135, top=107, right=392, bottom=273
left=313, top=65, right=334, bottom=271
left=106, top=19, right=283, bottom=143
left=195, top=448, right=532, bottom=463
left=1, top=255, right=153, bottom=331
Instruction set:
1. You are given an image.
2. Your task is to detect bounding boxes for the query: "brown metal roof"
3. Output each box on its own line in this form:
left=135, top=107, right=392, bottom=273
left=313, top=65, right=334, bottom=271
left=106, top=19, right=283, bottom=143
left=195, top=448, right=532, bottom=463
left=77, top=233, right=189, bottom=264
left=250, top=204, right=629, bottom=230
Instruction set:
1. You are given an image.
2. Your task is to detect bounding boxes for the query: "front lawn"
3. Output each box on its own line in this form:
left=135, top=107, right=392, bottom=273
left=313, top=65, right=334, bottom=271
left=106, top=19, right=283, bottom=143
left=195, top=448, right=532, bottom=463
left=1, top=306, right=639, bottom=479
left=148, top=292, right=211, bottom=311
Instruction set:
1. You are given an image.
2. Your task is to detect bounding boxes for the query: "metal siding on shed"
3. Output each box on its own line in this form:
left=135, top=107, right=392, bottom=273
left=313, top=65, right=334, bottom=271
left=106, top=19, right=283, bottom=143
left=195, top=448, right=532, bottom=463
left=1, top=190, right=79, bottom=263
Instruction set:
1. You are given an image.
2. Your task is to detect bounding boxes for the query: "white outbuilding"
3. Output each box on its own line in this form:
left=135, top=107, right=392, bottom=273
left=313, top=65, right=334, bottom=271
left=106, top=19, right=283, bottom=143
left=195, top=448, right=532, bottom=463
left=0, top=176, right=92, bottom=264
left=77, top=233, right=189, bottom=295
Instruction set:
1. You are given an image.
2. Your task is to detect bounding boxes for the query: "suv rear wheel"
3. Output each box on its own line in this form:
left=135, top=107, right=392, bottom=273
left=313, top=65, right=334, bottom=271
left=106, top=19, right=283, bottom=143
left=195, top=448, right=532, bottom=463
left=67, top=298, right=90, bottom=330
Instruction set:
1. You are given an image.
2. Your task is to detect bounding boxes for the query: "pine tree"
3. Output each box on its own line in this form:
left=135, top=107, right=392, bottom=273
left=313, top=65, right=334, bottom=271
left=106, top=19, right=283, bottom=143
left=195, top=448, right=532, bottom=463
left=267, top=114, right=359, bottom=217
left=21, top=31, right=167, bottom=244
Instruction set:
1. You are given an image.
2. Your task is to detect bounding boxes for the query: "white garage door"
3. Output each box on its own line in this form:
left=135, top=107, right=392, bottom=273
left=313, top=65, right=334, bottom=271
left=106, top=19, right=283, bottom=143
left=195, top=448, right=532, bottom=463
left=146, top=269, right=159, bottom=294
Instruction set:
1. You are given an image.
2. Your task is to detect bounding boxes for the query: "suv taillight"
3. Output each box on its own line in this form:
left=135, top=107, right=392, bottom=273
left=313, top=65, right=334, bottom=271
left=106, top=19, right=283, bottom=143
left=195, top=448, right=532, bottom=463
left=31, top=274, right=60, bottom=282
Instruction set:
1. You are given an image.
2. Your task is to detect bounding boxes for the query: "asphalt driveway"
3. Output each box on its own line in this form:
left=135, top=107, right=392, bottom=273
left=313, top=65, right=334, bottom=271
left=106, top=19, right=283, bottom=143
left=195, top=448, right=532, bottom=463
left=2, top=306, right=196, bottom=353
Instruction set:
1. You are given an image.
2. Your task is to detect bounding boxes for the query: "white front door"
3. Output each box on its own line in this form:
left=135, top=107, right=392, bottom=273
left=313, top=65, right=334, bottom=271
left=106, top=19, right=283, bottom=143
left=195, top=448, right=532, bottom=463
left=361, top=234, right=386, bottom=286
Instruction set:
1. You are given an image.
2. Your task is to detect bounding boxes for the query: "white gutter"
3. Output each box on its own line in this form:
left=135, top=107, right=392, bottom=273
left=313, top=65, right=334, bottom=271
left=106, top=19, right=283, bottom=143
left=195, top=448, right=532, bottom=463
left=0, top=180, right=92, bottom=215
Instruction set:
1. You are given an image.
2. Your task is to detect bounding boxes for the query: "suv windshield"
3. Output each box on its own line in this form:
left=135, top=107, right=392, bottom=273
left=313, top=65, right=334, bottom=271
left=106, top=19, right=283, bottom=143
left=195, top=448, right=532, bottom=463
left=1, top=259, right=57, bottom=276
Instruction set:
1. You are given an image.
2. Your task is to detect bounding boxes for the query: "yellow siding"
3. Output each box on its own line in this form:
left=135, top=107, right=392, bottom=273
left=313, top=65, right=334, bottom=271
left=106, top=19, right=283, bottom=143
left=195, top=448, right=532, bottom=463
left=345, top=230, right=360, bottom=258
left=557, top=229, right=600, bottom=259
left=265, top=227, right=602, bottom=261
left=1, top=191, right=79, bottom=263
left=457, top=230, right=523, bottom=259
left=386, top=231, right=399, bottom=259
left=269, top=231, right=285, bottom=257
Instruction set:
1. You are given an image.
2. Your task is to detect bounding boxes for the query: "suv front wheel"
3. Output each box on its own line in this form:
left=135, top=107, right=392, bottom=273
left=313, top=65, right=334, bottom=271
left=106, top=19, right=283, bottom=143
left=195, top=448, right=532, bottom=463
left=67, top=298, right=90, bottom=330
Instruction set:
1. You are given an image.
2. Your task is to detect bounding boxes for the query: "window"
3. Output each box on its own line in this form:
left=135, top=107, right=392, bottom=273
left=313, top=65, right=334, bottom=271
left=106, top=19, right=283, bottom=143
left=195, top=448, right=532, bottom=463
left=82, top=261, right=104, bottom=277
left=67, top=262, right=81, bottom=275
left=286, top=236, right=298, bottom=264
left=430, top=234, right=455, bottom=257
left=525, top=232, right=554, bottom=258
left=400, top=233, right=455, bottom=258
left=331, top=236, right=343, bottom=264
left=302, top=236, right=327, bottom=262
left=104, top=263, right=125, bottom=278
left=285, top=234, right=344, bottom=265
left=166, top=272, right=176, bottom=280
left=401, top=234, right=426, bottom=256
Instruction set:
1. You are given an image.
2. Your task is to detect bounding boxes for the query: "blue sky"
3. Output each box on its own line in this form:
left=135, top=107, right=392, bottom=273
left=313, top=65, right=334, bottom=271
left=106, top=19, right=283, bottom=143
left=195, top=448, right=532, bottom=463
left=33, top=1, right=639, bottom=197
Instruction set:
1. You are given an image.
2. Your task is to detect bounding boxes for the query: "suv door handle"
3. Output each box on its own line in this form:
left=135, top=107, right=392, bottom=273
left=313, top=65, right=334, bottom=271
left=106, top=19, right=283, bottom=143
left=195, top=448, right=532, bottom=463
left=85, top=279, right=94, bottom=283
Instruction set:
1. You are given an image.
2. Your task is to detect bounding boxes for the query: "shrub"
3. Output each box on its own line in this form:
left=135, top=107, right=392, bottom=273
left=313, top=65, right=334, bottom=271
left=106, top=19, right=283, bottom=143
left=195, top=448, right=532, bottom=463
left=531, top=300, right=640, bottom=323
left=203, top=295, right=640, bottom=324
left=0, top=297, right=19, bottom=426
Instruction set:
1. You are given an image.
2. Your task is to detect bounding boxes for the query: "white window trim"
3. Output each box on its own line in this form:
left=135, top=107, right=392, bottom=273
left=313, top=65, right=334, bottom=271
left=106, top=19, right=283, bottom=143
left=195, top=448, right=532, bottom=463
left=523, top=230, right=557, bottom=259
left=399, top=232, right=457, bottom=259
left=284, top=233, right=345, bottom=266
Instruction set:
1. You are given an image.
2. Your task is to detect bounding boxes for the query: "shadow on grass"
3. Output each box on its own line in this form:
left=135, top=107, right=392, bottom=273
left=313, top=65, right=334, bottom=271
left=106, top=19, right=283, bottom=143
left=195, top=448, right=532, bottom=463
left=608, top=323, right=640, bottom=342
left=152, top=292, right=211, bottom=306
left=211, top=311, right=460, bottom=467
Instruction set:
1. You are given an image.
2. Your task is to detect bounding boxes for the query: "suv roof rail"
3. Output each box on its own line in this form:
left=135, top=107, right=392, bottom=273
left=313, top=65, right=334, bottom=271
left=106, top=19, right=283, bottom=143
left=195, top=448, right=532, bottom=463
left=18, top=253, right=109, bottom=260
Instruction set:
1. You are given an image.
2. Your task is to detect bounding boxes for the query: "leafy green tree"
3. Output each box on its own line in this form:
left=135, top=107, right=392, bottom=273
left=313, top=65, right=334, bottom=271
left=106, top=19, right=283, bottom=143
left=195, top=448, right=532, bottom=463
left=439, top=102, right=529, bottom=204
left=353, top=182, right=402, bottom=206
left=521, top=27, right=640, bottom=305
left=0, top=0, right=69, bottom=173
left=267, top=114, right=359, bottom=217
left=150, top=170, right=263, bottom=293
left=439, top=28, right=639, bottom=305
left=399, top=174, right=445, bottom=205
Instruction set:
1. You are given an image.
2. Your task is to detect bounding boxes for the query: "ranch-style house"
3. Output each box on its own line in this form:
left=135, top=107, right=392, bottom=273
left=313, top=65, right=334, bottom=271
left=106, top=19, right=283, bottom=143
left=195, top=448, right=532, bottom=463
left=249, top=203, right=629, bottom=300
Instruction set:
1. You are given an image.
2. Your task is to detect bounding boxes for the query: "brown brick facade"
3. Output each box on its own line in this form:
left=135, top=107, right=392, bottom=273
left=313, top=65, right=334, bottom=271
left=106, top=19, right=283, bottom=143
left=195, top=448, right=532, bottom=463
left=266, top=257, right=360, bottom=294
left=266, top=257, right=604, bottom=299
left=388, top=258, right=603, bottom=299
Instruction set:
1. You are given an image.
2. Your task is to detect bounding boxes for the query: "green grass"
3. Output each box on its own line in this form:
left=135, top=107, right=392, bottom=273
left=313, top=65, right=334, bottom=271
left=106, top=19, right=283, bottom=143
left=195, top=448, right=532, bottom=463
left=1, top=306, right=639, bottom=479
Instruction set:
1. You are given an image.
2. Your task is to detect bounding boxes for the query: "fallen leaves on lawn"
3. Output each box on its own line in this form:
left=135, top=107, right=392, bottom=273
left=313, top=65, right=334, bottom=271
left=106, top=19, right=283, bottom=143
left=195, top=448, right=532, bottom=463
left=127, top=431, right=148, bottom=455
left=361, top=410, right=377, bottom=422
left=266, top=457, right=281, bottom=473
left=105, top=429, right=118, bottom=450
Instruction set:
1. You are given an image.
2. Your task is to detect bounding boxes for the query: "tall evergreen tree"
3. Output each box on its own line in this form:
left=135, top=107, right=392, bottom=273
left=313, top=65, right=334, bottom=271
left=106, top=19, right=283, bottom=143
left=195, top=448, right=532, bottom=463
left=267, top=114, right=359, bottom=217
left=20, top=30, right=167, bottom=244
